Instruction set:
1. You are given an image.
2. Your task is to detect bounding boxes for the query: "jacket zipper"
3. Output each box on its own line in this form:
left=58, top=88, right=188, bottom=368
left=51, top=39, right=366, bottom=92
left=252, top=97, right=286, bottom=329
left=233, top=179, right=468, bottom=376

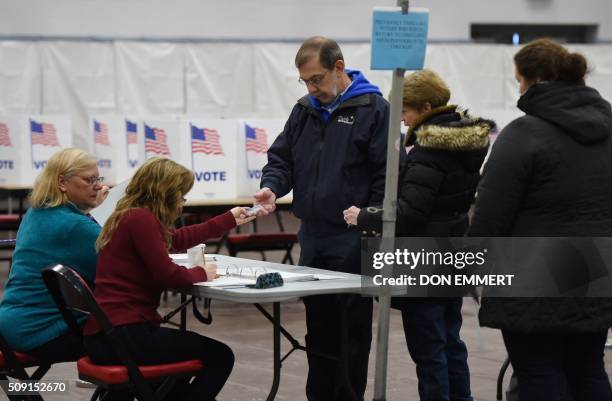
left=311, top=115, right=326, bottom=219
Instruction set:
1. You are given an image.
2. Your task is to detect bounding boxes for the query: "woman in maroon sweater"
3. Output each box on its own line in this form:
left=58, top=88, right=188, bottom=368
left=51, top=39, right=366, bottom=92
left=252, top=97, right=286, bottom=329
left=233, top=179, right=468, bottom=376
left=84, top=157, right=255, bottom=401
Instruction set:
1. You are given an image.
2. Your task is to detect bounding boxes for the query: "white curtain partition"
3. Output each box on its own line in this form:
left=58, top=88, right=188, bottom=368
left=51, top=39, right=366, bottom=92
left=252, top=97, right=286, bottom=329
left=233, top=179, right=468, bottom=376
left=0, top=42, right=41, bottom=115
left=1, top=41, right=612, bottom=150
left=185, top=43, right=255, bottom=117
left=40, top=42, right=116, bottom=150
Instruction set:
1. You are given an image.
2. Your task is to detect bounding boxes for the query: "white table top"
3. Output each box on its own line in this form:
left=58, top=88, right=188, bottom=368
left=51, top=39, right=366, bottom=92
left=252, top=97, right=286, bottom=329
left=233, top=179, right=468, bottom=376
left=174, top=254, right=384, bottom=303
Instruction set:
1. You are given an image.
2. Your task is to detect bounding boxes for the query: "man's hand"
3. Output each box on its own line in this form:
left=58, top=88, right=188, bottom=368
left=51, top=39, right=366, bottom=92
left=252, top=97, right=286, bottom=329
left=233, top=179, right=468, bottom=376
left=230, top=207, right=257, bottom=226
left=343, top=206, right=360, bottom=226
left=253, top=187, right=277, bottom=215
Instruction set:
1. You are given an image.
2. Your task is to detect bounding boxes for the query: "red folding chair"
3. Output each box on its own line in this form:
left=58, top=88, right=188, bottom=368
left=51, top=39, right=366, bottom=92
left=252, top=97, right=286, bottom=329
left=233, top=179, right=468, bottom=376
left=0, top=332, right=51, bottom=401
left=226, top=232, right=298, bottom=264
left=42, top=264, right=203, bottom=401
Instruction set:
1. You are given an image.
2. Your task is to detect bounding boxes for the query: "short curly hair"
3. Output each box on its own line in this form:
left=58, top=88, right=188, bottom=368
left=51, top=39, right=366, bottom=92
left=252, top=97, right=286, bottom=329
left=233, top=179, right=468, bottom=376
left=402, top=69, right=451, bottom=110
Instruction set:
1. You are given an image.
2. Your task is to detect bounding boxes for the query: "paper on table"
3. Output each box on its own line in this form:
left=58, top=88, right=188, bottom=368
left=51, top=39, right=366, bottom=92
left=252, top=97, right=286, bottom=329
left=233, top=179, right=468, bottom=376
left=187, top=244, right=206, bottom=267
left=170, top=253, right=216, bottom=267
left=314, top=274, right=346, bottom=280
left=197, top=268, right=316, bottom=287
left=90, top=179, right=130, bottom=226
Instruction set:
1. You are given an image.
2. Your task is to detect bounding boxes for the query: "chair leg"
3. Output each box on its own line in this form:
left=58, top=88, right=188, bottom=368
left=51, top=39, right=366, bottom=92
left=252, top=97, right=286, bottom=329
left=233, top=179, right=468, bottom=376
left=30, top=364, right=51, bottom=380
left=0, top=374, right=21, bottom=401
left=497, top=356, right=511, bottom=400
left=155, top=377, right=176, bottom=400
left=282, top=246, right=295, bottom=265
left=214, top=233, right=228, bottom=254
left=93, top=387, right=109, bottom=401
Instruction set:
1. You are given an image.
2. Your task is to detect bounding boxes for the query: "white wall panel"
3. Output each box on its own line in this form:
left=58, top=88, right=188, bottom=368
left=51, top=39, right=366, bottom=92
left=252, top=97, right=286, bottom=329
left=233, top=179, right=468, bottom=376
left=0, top=42, right=40, bottom=114
left=185, top=44, right=254, bottom=117
left=253, top=43, right=304, bottom=117
left=0, top=41, right=611, bottom=151
left=115, top=42, right=184, bottom=115
left=41, top=42, right=115, bottom=150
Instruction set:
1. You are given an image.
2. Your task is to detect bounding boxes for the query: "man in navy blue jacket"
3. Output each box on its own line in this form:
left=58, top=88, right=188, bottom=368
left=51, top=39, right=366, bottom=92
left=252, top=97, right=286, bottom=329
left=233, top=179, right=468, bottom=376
left=254, top=36, right=389, bottom=401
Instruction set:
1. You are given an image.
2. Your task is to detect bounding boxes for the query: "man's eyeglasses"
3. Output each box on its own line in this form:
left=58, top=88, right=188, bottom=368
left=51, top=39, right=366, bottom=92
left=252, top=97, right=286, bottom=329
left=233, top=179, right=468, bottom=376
left=298, top=70, right=330, bottom=87
left=78, top=176, right=104, bottom=186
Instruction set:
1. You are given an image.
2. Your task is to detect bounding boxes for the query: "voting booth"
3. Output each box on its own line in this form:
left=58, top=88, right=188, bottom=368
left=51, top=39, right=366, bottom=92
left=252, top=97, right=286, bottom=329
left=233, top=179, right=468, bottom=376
left=0, top=115, right=71, bottom=186
left=240, top=118, right=285, bottom=195
left=0, top=114, right=288, bottom=201
left=182, top=118, right=248, bottom=200
left=141, top=117, right=185, bottom=164
left=90, top=116, right=146, bottom=185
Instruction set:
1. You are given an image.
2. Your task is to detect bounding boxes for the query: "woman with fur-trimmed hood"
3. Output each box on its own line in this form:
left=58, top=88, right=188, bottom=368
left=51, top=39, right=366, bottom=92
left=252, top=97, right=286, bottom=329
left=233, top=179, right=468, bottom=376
left=344, top=69, right=494, bottom=401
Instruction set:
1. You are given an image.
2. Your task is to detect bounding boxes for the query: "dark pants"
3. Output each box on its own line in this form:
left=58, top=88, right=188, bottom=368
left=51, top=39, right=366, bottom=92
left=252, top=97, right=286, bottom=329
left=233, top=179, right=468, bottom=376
left=401, top=298, right=472, bottom=401
left=502, top=330, right=612, bottom=401
left=299, top=228, right=373, bottom=401
left=84, top=323, right=234, bottom=401
left=28, top=329, right=84, bottom=363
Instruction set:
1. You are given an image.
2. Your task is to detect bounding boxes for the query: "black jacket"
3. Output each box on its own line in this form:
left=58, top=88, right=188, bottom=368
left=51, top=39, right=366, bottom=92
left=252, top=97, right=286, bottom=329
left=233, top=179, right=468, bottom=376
left=357, top=105, right=491, bottom=236
left=468, top=81, right=612, bottom=333
left=262, top=93, right=389, bottom=235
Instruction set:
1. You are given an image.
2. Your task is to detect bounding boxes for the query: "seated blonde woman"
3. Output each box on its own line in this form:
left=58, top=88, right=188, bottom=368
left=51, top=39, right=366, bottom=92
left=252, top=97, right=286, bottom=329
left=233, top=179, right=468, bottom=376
left=0, top=148, right=107, bottom=362
left=84, top=157, right=254, bottom=401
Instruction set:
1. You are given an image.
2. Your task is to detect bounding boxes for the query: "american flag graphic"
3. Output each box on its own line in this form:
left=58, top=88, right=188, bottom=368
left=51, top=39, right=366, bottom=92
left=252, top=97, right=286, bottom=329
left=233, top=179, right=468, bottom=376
left=144, top=124, right=170, bottom=155
left=191, top=125, right=224, bottom=155
left=245, top=124, right=268, bottom=153
left=31, top=120, right=60, bottom=147
left=94, top=120, right=111, bottom=146
left=0, top=123, right=12, bottom=147
left=126, top=120, right=138, bottom=144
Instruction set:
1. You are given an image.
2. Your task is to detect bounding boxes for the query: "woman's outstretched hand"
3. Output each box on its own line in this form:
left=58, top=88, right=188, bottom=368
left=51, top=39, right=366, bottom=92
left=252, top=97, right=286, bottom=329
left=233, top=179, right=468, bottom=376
left=230, top=207, right=257, bottom=226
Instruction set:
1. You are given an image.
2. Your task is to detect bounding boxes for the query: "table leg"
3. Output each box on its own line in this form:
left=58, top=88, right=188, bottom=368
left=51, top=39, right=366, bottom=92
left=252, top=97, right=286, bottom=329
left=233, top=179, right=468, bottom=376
left=180, top=293, right=187, bottom=331
left=266, top=302, right=281, bottom=401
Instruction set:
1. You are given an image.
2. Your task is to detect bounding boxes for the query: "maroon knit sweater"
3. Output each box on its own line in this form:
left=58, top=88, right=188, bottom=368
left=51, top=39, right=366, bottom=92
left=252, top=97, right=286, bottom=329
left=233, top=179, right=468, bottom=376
left=84, top=208, right=235, bottom=335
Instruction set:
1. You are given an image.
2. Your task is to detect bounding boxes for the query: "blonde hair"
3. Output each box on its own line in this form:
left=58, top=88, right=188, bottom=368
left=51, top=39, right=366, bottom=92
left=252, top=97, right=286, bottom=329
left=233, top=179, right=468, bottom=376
left=402, top=69, right=451, bottom=110
left=96, top=157, right=194, bottom=251
left=29, top=148, right=97, bottom=208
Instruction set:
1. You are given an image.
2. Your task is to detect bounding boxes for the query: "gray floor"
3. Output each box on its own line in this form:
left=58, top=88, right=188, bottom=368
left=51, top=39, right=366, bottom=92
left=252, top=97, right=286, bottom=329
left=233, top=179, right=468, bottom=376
left=0, top=214, right=610, bottom=400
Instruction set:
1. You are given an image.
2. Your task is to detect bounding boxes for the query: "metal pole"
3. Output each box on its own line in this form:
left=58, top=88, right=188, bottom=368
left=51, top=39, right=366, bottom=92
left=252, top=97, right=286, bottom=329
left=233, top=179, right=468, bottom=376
left=372, top=1, right=409, bottom=400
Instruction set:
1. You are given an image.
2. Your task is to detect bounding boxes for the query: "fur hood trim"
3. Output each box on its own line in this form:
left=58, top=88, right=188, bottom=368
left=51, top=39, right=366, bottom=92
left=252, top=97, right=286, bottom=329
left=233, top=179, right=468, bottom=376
left=405, top=105, right=494, bottom=151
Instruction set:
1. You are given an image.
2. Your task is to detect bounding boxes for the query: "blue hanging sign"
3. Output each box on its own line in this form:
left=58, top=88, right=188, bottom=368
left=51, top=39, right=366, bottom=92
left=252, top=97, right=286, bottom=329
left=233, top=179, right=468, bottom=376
left=371, top=7, right=429, bottom=70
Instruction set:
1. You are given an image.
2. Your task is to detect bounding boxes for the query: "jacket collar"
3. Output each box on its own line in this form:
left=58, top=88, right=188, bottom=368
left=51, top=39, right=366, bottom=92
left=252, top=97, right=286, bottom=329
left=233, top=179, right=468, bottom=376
left=405, top=105, right=493, bottom=151
left=298, top=93, right=373, bottom=116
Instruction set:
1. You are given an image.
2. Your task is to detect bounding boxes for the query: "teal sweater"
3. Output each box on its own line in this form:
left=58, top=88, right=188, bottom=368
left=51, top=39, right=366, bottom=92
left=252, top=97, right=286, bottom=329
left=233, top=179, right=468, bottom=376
left=0, top=204, right=100, bottom=351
